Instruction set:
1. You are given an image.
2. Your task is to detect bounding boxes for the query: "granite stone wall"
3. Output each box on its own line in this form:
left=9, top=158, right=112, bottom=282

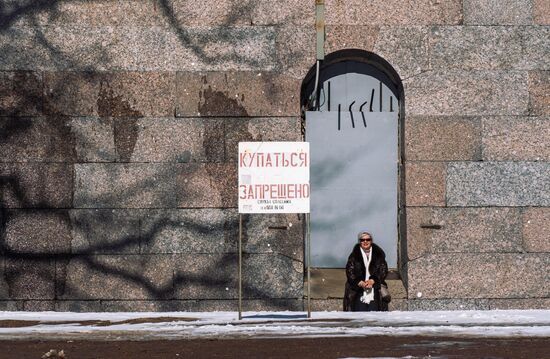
left=0, top=0, right=548, bottom=311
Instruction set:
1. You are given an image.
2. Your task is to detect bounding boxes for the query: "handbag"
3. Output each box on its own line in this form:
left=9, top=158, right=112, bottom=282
left=380, top=284, right=391, bottom=302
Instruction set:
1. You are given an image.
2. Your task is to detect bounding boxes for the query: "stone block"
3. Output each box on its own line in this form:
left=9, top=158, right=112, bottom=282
left=140, top=209, right=236, bottom=254
left=325, top=0, right=462, bottom=25
left=5, top=259, right=55, bottom=299
left=44, top=72, right=175, bottom=117
left=405, top=162, right=446, bottom=206
left=374, top=26, right=430, bottom=78
left=101, top=300, right=194, bottom=312
left=3, top=210, right=72, bottom=254
left=529, top=71, right=550, bottom=115
left=56, top=255, right=174, bottom=300
left=193, top=299, right=304, bottom=312
left=70, top=117, right=116, bottom=162
left=310, top=299, right=341, bottom=312
left=173, top=253, right=237, bottom=299
left=389, top=299, right=408, bottom=311
left=241, top=213, right=304, bottom=261
left=407, top=253, right=549, bottom=299
left=0, top=258, right=8, bottom=299
left=521, top=27, right=550, bottom=70
left=175, top=72, right=301, bottom=117
left=405, top=116, right=481, bottom=161
left=482, top=116, right=550, bottom=161
left=124, top=118, right=224, bottom=163
left=522, top=208, right=550, bottom=252
left=409, top=208, right=523, bottom=255
left=0, top=301, right=20, bottom=311
left=489, top=298, right=550, bottom=309
left=406, top=208, right=432, bottom=260
left=243, top=254, right=303, bottom=299
left=463, top=0, right=533, bottom=24
left=225, top=118, right=302, bottom=162
left=447, top=162, right=550, bottom=206
left=56, top=300, right=102, bottom=312
left=534, top=0, right=550, bottom=25
left=408, top=299, right=490, bottom=311
left=30, top=0, right=169, bottom=27
left=176, top=163, right=237, bottom=208
left=325, top=26, right=379, bottom=54
left=173, top=0, right=313, bottom=26
left=22, top=301, right=55, bottom=311
left=74, top=163, right=178, bottom=208
left=0, top=117, right=76, bottom=162
left=430, top=26, right=524, bottom=70
left=275, top=25, right=315, bottom=79
left=70, top=209, right=142, bottom=255
left=404, top=71, right=529, bottom=116
left=1, top=25, right=275, bottom=72
left=0, top=71, right=42, bottom=115
left=0, top=163, right=73, bottom=208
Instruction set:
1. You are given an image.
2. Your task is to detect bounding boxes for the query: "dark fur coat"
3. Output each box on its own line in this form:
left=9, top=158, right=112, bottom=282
left=343, top=242, right=389, bottom=311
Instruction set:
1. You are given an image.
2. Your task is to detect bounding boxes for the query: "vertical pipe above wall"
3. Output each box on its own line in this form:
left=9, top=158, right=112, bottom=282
left=316, top=0, right=325, bottom=61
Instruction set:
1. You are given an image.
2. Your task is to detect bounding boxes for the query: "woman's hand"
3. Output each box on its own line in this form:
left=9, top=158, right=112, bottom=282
left=365, top=279, right=375, bottom=288
left=358, top=281, right=367, bottom=289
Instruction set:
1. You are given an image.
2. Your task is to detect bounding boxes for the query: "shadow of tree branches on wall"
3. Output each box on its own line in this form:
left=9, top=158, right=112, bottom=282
left=0, top=0, right=305, bottom=312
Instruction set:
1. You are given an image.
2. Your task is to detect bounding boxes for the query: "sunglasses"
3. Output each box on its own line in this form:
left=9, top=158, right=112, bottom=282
left=360, top=237, right=372, bottom=242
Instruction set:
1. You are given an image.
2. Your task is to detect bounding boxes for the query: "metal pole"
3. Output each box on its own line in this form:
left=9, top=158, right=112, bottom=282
left=238, top=214, right=242, bottom=320
left=307, top=213, right=311, bottom=318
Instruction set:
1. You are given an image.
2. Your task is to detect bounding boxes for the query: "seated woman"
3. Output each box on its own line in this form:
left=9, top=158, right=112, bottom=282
left=343, top=231, right=389, bottom=312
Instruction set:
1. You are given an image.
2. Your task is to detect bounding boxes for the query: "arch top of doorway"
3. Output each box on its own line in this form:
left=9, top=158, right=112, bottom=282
left=300, top=49, right=404, bottom=112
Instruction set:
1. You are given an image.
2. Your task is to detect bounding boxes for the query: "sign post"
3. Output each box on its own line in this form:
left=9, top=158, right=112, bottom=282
left=238, top=142, right=311, bottom=319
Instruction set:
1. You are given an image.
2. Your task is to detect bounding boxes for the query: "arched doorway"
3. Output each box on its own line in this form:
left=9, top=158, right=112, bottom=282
left=301, top=49, right=405, bottom=271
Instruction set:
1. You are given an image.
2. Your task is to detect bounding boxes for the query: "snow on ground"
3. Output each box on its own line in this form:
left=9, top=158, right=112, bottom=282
left=0, top=310, right=549, bottom=340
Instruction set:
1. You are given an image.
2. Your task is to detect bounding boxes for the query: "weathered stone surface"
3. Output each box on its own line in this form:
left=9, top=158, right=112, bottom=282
left=0, top=71, right=42, bottom=115
left=463, top=0, right=533, bottom=24
left=56, top=300, right=102, bottom=312
left=489, top=298, right=550, bottom=309
left=44, top=72, right=175, bottom=117
left=275, top=25, right=315, bottom=79
left=534, top=0, right=550, bottom=25
left=325, top=0, right=462, bottom=25
left=193, top=299, right=304, bottom=312
left=3, top=210, right=72, bottom=254
left=374, top=26, right=429, bottom=78
left=522, top=27, right=550, bottom=70
left=430, top=26, right=524, bottom=70
left=1, top=26, right=276, bottom=71
left=173, top=0, right=313, bottom=26
left=74, top=163, right=178, bottom=208
left=522, top=208, right=550, bottom=252
left=406, top=208, right=432, bottom=260
left=0, top=117, right=76, bottom=162
left=241, top=213, right=304, bottom=261
left=0, top=301, right=20, bottom=311
left=175, top=72, right=301, bottom=117
left=405, top=162, right=446, bottom=206
left=482, top=116, right=550, bottom=161
left=101, top=300, right=194, bottom=312
left=0, top=259, right=8, bottom=299
left=412, top=208, right=523, bottom=255
left=325, top=26, right=378, bottom=54
left=0, top=163, right=73, bottom=208
left=225, top=118, right=302, bottom=162
left=529, top=71, right=550, bottom=115
left=243, top=254, right=303, bottom=299
left=70, top=117, right=116, bottom=162
left=140, top=209, right=236, bottom=254
left=405, top=116, right=481, bottom=161
left=310, top=299, right=341, bottom=312
left=22, top=301, right=55, bottom=311
left=389, top=299, right=409, bottom=312
left=447, top=162, right=550, bottom=206
left=125, top=118, right=224, bottom=163
left=408, top=299, right=490, bottom=311
left=407, top=253, right=549, bottom=299
left=176, top=163, right=237, bottom=208
left=5, top=259, right=55, bottom=299
left=404, top=71, right=529, bottom=116
left=173, top=253, right=237, bottom=299
left=70, top=209, right=142, bottom=254
left=56, top=255, right=174, bottom=300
